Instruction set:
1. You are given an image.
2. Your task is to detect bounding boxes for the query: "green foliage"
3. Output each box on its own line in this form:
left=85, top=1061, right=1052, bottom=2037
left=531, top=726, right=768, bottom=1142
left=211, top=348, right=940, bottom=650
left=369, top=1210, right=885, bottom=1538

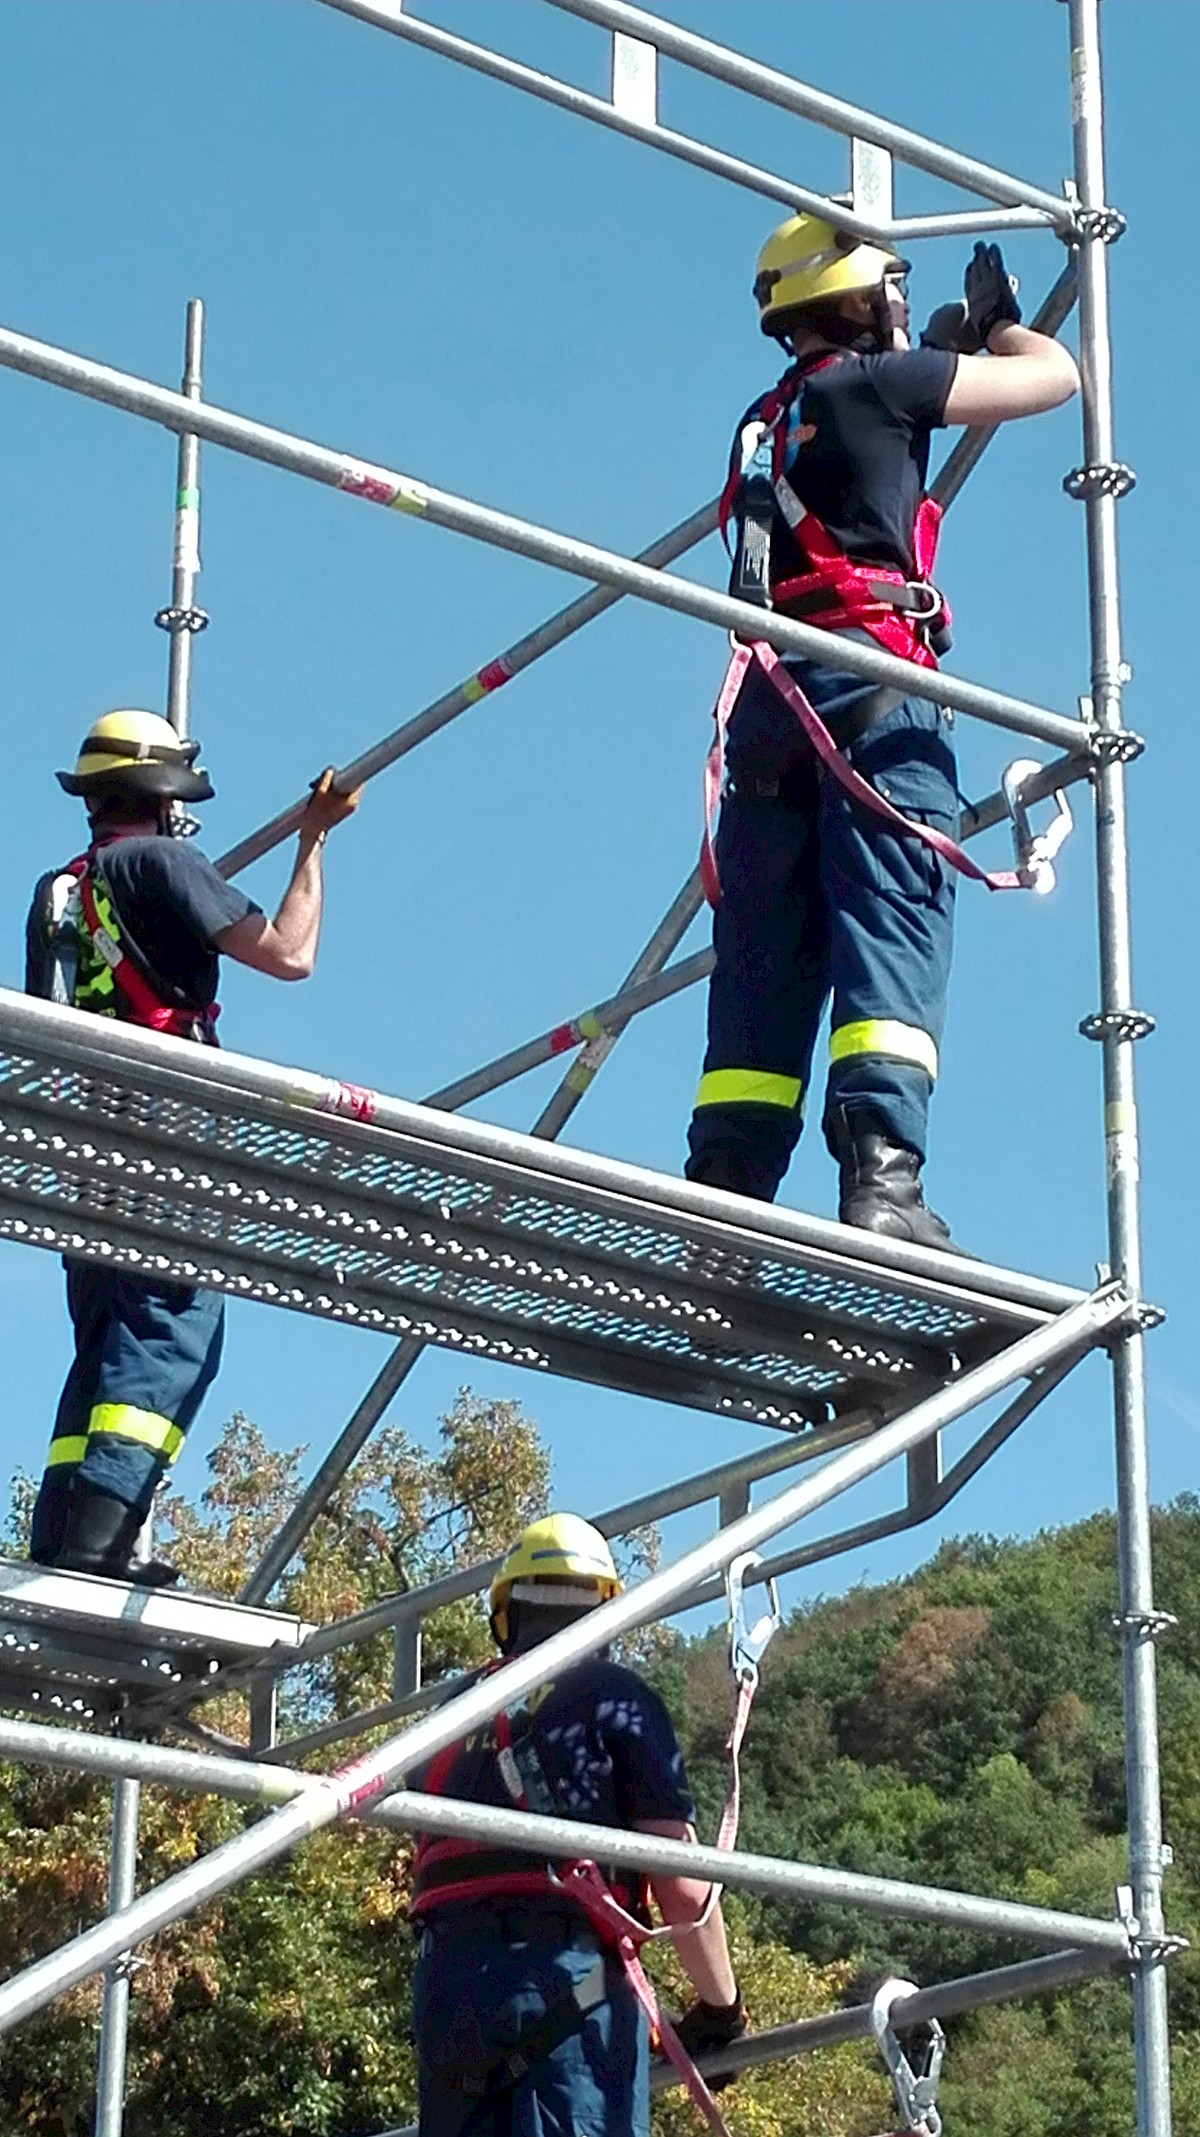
left=4, top=1413, right=1200, bottom=2135
left=660, top=1499, right=1200, bottom=2134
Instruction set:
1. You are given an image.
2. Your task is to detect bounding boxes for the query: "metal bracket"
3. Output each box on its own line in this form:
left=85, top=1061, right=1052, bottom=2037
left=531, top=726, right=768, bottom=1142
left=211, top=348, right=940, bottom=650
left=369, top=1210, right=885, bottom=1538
left=1076, top=204, right=1127, bottom=243
left=1063, top=461, right=1136, bottom=502
left=871, top=1977, right=944, bottom=2137
left=109, top=1949, right=147, bottom=1986
left=725, top=1551, right=781, bottom=1689
left=1001, top=758, right=1073, bottom=895
left=1112, top=1609, right=1178, bottom=1642
left=1088, top=727, right=1145, bottom=767
left=1079, top=1009, right=1155, bottom=1043
left=155, top=604, right=209, bottom=634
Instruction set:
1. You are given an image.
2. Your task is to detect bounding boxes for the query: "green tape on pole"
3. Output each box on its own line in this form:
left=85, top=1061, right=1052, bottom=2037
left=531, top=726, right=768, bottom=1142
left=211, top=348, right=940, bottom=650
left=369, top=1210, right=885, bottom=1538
left=176, top=486, right=200, bottom=510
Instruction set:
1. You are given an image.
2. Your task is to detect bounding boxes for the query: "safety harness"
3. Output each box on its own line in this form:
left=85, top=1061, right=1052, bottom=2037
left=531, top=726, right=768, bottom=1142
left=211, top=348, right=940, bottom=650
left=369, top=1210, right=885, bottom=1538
left=49, top=846, right=219, bottom=1042
left=717, top=352, right=951, bottom=671
left=412, top=1553, right=781, bottom=2135
left=704, top=353, right=1072, bottom=909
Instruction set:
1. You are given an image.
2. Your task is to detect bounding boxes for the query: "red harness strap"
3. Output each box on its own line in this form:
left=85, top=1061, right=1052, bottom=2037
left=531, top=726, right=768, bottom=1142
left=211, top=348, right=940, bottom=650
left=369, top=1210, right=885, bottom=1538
left=69, top=855, right=218, bottom=1039
left=702, top=640, right=1026, bottom=909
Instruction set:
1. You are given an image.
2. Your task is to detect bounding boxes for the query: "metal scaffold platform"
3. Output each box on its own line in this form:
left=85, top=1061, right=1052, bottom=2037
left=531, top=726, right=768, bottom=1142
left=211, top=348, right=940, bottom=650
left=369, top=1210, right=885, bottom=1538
left=0, top=1557, right=311, bottom=1728
left=0, top=2, right=1172, bottom=2135
left=0, top=988, right=1087, bottom=1434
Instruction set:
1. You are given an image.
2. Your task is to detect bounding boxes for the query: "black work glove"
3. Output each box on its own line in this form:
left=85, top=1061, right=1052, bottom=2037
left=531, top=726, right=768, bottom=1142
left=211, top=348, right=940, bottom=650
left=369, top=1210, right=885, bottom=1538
left=964, top=240, right=1022, bottom=345
left=674, top=1988, right=747, bottom=2092
left=919, top=299, right=982, bottom=355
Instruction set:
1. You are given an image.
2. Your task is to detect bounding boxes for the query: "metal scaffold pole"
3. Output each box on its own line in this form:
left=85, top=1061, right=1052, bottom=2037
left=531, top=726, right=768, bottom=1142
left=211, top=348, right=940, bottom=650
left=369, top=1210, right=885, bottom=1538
left=1066, top=6, right=1173, bottom=2134
left=93, top=1773, right=140, bottom=2137
left=158, top=299, right=207, bottom=739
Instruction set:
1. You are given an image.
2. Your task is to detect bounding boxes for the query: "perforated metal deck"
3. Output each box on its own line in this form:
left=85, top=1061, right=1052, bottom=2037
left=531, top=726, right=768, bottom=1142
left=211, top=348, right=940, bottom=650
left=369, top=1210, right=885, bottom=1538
left=0, top=991, right=1088, bottom=1434
left=0, top=1556, right=313, bottom=1726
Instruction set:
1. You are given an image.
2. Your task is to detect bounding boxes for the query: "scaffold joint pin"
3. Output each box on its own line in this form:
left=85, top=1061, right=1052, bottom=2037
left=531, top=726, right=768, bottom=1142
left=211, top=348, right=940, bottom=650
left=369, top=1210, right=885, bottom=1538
left=1079, top=1008, right=1155, bottom=1043
left=1111, top=1609, right=1178, bottom=1642
left=155, top=605, right=209, bottom=635
left=1075, top=204, right=1127, bottom=243
left=1063, top=461, right=1136, bottom=502
left=1087, top=727, right=1144, bottom=767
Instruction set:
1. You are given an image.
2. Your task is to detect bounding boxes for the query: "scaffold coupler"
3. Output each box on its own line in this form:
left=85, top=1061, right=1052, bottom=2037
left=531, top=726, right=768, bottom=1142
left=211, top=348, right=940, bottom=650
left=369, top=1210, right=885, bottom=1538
left=870, top=1976, right=944, bottom=2137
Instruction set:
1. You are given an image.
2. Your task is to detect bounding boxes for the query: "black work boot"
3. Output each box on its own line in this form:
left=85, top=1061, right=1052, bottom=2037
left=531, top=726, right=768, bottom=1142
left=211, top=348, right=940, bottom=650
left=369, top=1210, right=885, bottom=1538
left=56, top=1482, right=181, bottom=1588
left=833, top=1109, right=957, bottom=1254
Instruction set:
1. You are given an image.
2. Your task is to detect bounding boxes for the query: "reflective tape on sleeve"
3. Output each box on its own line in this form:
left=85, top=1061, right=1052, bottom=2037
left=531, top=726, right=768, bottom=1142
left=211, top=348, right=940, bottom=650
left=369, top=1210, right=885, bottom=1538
left=87, top=1404, right=185, bottom=1462
left=829, top=1019, right=938, bottom=1080
left=694, top=1068, right=803, bottom=1111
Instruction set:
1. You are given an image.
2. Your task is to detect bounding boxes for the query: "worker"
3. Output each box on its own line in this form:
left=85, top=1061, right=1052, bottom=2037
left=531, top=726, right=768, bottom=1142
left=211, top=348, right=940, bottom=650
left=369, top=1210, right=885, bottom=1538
left=24, top=708, right=361, bottom=1585
left=685, top=227, right=1080, bottom=1245
left=410, top=1512, right=746, bottom=2136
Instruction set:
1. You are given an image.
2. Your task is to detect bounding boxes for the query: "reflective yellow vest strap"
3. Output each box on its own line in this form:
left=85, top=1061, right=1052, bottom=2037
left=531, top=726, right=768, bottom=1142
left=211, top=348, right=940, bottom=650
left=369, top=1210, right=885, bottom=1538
left=694, top=1067, right=804, bottom=1112
left=829, top=1019, right=939, bottom=1081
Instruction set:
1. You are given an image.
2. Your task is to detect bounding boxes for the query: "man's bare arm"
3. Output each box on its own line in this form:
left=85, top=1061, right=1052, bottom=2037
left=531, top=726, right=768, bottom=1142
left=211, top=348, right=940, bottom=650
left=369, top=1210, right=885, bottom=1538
left=216, top=769, right=361, bottom=980
left=635, top=1816, right=738, bottom=2007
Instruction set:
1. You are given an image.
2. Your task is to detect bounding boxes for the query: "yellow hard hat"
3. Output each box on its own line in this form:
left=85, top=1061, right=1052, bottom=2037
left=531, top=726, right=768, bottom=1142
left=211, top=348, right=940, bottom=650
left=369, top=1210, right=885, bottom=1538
left=57, top=708, right=215, bottom=805
left=489, top=1513, right=620, bottom=1645
left=754, top=212, right=905, bottom=336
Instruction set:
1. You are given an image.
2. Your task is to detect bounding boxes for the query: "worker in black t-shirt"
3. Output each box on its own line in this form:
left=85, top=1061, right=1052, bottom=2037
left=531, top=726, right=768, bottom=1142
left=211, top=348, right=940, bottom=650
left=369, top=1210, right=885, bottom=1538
left=685, top=221, right=1079, bottom=1246
left=25, top=708, right=361, bottom=1584
left=409, top=1513, right=744, bottom=2137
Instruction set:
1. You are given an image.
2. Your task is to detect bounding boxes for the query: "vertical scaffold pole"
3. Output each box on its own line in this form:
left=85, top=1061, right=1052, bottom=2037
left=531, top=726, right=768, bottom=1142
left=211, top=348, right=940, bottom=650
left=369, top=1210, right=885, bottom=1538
left=93, top=1519, right=151, bottom=2137
left=1066, top=6, right=1171, bottom=2134
left=93, top=1772, right=141, bottom=2137
left=157, top=299, right=207, bottom=738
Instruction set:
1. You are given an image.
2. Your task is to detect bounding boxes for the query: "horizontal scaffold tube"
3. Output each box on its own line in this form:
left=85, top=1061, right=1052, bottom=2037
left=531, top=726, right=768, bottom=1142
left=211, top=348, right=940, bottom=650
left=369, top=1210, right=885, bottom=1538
left=543, top=0, right=1078, bottom=226
left=220, top=261, right=1078, bottom=887
left=0, top=1286, right=1128, bottom=2035
left=0, top=323, right=1088, bottom=755
left=316, top=0, right=1051, bottom=247
left=0, top=1718, right=1129, bottom=1957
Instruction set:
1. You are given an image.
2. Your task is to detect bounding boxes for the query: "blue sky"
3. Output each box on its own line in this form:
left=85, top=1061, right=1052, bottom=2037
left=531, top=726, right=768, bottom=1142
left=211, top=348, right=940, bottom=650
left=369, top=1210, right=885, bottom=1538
left=0, top=0, right=1192, bottom=1620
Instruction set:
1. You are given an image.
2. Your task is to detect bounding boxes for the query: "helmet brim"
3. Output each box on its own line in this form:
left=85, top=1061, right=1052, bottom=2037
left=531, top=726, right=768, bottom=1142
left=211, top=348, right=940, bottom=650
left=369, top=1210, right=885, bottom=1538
left=57, top=763, right=215, bottom=803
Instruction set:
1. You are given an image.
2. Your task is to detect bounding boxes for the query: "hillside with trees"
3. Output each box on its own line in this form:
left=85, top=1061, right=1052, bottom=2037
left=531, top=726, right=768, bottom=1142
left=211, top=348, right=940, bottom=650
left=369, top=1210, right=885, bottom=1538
left=1, top=1396, right=1199, bottom=2135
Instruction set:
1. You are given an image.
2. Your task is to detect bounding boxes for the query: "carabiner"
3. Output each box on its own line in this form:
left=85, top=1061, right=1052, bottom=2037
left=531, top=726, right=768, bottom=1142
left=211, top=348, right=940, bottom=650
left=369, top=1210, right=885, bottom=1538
left=870, top=1977, right=944, bottom=2137
left=1001, top=757, right=1073, bottom=895
left=725, top=1551, right=781, bottom=1689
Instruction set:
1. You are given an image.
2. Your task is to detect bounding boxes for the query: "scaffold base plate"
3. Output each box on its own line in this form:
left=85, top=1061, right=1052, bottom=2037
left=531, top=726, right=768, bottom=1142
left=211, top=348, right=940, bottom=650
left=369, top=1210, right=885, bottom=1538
left=0, top=991, right=1090, bottom=1435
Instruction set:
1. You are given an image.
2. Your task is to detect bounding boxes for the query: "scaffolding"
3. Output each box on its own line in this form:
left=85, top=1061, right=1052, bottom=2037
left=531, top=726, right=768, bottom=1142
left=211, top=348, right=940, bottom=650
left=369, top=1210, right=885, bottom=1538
left=0, top=2, right=1170, bottom=2133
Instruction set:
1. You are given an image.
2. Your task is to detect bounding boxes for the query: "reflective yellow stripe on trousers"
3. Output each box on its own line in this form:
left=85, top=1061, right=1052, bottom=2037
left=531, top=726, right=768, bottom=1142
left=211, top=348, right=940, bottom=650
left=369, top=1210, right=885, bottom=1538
left=87, top=1404, right=184, bottom=1460
left=694, top=1068, right=803, bottom=1111
left=45, top=1435, right=89, bottom=1468
left=829, top=1020, right=939, bottom=1080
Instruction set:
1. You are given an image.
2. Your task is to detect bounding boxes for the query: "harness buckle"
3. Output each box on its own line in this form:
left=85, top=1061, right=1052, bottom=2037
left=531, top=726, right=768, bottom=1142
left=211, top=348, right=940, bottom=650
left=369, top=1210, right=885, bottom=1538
left=1001, top=758, right=1074, bottom=895
left=725, top=1551, right=781, bottom=1690
left=871, top=1977, right=944, bottom=2137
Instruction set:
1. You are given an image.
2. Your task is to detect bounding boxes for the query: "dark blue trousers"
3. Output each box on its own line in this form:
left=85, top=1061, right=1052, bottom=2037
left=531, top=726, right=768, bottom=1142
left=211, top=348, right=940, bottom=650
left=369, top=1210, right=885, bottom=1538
left=30, top=1263, right=225, bottom=1563
left=414, top=1910, right=648, bottom=2137
left=687, top=648, right=958, bottom=1203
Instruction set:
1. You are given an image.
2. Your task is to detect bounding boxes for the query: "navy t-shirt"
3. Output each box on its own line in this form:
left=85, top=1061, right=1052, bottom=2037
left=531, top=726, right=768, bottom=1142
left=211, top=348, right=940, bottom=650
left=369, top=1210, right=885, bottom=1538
left=735, top=345, right=957, bottom=578
left=416, top=1654, right=696, bottom=1830
left=25, top=835, right=260, bottom=1013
